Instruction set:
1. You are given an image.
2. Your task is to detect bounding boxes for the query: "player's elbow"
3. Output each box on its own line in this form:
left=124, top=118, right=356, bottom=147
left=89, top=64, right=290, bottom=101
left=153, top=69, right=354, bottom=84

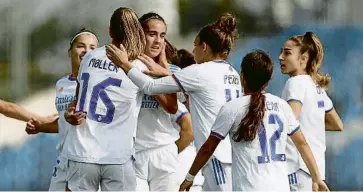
left=181, top=130, right=194, bottom=144
left=0, top=101, right=15, bottom=117
left=336, top=122, right=343, bottom=131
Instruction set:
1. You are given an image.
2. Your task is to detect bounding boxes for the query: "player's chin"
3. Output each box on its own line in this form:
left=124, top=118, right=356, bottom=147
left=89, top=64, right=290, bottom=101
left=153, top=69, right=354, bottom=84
left=149, top=49, right=161, bottom=58
left=280, top=67, right=289, bottom=74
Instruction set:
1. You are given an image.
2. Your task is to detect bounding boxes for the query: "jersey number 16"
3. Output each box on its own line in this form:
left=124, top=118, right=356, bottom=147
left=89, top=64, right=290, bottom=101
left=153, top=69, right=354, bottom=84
left=78, top=73, right=122, bottom=124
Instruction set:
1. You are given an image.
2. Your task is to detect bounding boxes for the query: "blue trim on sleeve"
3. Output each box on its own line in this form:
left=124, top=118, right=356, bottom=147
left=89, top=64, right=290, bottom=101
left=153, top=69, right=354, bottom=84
left=175, top=112, right=188, bottom=123
left=210, top=131, right=225, bottom=140
left=68, top=75, right=77, bottom=81
left=288, top=126, right=300, bottom=136
left=172, top=74, right=186, bottom=93
left=287, top=99, right=303, bottom=105
left=325, top=106, right=334, bottom=113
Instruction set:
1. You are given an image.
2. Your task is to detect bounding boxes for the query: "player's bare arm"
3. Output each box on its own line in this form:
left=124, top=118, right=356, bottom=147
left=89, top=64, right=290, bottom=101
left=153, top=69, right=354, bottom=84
left=179, top=135, right=221, bottom=191
left=0, top=99, right=56, bottom=123
left=325, top=108, right=343, bottom=131
left=154, top=94, right=178, bottom=114
left=289, top=129, right=330, bottom=192
left=175, top=113, right=194, bottom=153
left=287, top=101, right=302, bottom=119
left=26, top=117, right=59, bottom=134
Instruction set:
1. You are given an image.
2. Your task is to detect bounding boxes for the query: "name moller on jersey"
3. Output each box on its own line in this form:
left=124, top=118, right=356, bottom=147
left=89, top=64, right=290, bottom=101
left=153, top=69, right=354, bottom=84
left=88, top=58, right=119, bottom=73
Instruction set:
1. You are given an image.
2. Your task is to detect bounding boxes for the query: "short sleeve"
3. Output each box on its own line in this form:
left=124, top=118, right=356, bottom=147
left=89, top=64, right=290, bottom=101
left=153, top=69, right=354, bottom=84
left=172, top=64, right=202, bottom=93
left=169, top=64, right=181, bottom=73
left=282, top=78, right=305, bottom=105
left=171, top=101, right=189, bottom=123
left=323, top=91, right=334, bottom=112
left=210, top=103, right=236, bottom=140
left=284, top=103, right=300, bottom=135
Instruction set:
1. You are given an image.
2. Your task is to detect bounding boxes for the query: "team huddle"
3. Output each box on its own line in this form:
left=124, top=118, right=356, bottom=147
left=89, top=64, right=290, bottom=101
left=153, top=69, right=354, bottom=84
left=19, top=6, right=344, bottom=192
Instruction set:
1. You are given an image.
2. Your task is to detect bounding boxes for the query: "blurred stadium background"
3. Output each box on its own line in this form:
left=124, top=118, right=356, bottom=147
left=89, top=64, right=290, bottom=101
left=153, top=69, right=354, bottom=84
left=0, top=0, right=362, bottom=190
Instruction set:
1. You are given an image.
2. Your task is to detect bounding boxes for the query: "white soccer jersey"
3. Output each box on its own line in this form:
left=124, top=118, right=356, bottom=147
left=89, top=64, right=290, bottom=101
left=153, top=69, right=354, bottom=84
left=211, top=93, right=300, bottom=191
left=135, top=64, right=186, bottom=151
left=54, top=75, right=77, bottom=153
left=136, top=99, right=188, bottom=151
left=63, top=46, right=147, bottom=164
left=282, top=75, right=333, bottom=179
left=127, top=60, right=242, bottom=163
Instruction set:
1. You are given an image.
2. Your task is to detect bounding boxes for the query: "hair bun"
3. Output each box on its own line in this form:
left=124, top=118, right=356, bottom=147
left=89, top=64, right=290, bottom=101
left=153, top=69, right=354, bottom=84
left=215, top=13, right=237, bottom=34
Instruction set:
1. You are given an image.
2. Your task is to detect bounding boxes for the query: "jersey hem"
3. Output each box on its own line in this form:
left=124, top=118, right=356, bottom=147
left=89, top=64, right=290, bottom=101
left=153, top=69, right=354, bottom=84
left=66, top=153, right=133, bottom=165
left=325, top=106, right=333, bottom=113
left=210, top=131, right=225, bottom=140
left=288, top=126, right=300, bottom=136
left=287, top=99, right=303, bottom=105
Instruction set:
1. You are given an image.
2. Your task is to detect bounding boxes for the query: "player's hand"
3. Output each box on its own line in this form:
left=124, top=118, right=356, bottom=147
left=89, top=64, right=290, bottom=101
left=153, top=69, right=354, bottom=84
left=156, top=42, right=169, bottom=69
left=106, top=44, right=131, bottom=69
left=25, top=118, right=41, bottom=135
left=179, top=180, right=193, bottom=191
left=138, top=54, right=171, bottom=77
left=64, top=106, right=86, bottom=126
left=312, top=180, right=329, bottom=192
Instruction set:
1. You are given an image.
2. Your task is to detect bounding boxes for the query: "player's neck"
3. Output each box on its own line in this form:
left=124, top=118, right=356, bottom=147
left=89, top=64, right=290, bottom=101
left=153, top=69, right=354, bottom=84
left=289, top=69, right=307, bottom=77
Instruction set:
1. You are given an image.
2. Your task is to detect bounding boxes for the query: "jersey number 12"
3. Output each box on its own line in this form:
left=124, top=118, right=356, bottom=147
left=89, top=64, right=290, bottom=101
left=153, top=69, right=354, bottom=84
left=257, top=114, right=286, bottom=164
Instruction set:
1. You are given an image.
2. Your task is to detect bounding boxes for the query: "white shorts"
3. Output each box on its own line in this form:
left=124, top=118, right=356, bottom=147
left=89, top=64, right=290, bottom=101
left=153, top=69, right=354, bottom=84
left=66, top=158, right=136, bottom=191
left=49, top=156, right=67, bottom=191
left=202, top=157, right=232, bottom=191
left=289, top=169, right=312, bottom=191
left=134, top=143, right=179, bottom=191
left=177, top=145, right=204, bottom=190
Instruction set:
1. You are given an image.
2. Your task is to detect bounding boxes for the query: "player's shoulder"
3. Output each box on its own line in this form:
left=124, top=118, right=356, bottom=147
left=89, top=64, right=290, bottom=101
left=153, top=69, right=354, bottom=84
left=91, top=46, right=105, bottom=54
left=266, top=93, right=293, bottom=112
left=130, top=59, right=148, bottom=72
left=169, top=64, right=181, bottom=73
left=223, top=95, right=250, bottom=112
left=56, top=75, right=77, bottom=88
left=284, top=75, right=311, bottom=88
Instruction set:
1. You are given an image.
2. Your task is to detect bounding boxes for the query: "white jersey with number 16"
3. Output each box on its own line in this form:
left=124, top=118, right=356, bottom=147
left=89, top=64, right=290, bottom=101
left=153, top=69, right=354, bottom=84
left=63, top=46, right=147, bottom=165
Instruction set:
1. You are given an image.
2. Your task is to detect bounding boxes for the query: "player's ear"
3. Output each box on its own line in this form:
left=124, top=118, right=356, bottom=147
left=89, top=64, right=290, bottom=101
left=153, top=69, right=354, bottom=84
left=300, top=52, right=308, bottom=67
left=202, top=42, right=207, bottom=53
left=68, top=48, right=72, bottom=57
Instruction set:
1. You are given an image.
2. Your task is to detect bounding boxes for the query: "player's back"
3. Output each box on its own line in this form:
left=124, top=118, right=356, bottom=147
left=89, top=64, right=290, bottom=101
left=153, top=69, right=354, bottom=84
left=176, top=60, right=242, bottom=163
left=226, top=93, right=298, bottom=191
left=64, top=46, right=146, bottom=164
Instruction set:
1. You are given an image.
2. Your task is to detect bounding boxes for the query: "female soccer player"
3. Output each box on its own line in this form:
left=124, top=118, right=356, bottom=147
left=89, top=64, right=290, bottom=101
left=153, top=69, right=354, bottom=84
left=171, top=49, right=205, bottom=191
left=63, top=7, right=148, bottom=191
left=179, top=50, right=329, bottom=191
left=25, top=27, right=99, bottom=191
left=279, top=31, right=343, bottom=190
left=106, top=13, right=241, bottom=191
left=133, top=12, right=193, bottom=191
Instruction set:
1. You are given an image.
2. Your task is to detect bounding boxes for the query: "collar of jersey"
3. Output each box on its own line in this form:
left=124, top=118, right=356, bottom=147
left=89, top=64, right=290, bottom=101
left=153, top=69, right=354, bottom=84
left=214, top=60, right=229, bottom=64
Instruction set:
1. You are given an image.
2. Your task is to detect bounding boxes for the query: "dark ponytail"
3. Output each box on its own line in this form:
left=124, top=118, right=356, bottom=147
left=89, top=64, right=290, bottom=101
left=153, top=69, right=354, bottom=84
left=233, top=50, right=274, bottom=142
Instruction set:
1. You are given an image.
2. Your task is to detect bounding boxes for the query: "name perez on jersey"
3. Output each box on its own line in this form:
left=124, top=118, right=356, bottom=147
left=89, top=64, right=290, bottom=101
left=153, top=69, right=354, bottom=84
left=224, top=74, right=240, bottom=85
